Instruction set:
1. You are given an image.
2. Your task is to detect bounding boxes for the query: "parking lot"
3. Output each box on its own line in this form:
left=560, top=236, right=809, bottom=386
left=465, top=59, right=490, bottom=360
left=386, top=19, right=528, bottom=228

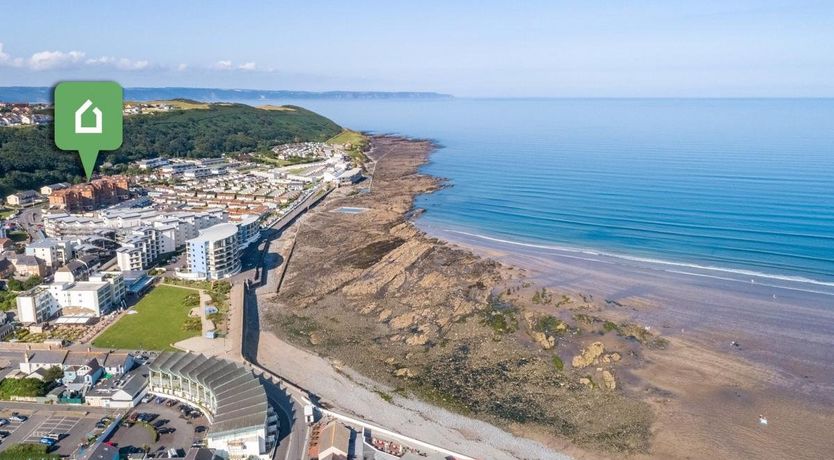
left=0, top=405, right=116, bottom=457
left=0, top=396, right=210, bottom=458
left=0, top=408, right=33, bottom=443
left=108, top=397, right=208, bottom=457
left=22, top=413, right=84, bottom=443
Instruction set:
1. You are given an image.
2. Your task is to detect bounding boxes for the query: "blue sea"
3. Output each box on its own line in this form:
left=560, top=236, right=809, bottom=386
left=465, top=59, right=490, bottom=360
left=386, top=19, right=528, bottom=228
left=245, top=98, right=834, bottom=287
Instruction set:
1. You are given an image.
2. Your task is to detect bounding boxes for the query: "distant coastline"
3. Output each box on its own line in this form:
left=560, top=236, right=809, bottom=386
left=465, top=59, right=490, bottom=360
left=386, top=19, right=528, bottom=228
left=0, top=86, right=453, bottom=103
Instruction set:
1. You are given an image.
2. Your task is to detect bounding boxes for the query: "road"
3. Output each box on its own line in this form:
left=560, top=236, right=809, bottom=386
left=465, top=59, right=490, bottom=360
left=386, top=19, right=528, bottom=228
left=11, top=205, right=44, bottom=241
left=222, top=187, right=334, bottom=460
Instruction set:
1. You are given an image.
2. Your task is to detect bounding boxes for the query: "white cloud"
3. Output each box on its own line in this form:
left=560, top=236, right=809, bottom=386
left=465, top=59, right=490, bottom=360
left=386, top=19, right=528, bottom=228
left=0, top=43, right=149, bottom=71
left=211, top=60, right=258, bottom=71
left=28, top=50, right=86, bottom=70
left=0, top=43, right=21, bottom=66
left=115, top=58, right=149, bottom=70
left=177, top=63, right=188, bottom=71
left=85, top=56, right=149, bottom=70
left=0, top=43, right=20, bottom=66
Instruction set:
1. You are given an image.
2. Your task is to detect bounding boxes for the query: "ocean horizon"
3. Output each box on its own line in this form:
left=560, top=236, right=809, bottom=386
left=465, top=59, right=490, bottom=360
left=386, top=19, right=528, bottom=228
left=237, top=97, right=834, bottom=289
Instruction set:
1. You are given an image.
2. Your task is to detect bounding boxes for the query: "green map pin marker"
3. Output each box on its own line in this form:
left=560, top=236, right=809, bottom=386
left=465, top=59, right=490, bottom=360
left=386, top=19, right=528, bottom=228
left=54, top=81, right=123, bottom=179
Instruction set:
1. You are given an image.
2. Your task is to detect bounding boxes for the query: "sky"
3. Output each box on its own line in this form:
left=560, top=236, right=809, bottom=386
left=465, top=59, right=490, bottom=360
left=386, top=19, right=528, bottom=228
left=1, top=0, right=832, bottom=97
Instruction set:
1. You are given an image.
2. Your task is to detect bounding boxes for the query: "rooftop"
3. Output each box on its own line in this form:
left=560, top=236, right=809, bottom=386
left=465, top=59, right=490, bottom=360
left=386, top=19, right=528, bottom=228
left=189, top=223, right=238, bottom=243
left=149, top=352, right=268, bottom=436
left=26, top=238, right=63, bottom=249
left=319, top=420, right=351, bottom=456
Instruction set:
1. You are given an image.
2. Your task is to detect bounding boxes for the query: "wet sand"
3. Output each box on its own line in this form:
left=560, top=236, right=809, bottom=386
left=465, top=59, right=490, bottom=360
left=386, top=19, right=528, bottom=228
left=418, top=224, right=834, bottom=459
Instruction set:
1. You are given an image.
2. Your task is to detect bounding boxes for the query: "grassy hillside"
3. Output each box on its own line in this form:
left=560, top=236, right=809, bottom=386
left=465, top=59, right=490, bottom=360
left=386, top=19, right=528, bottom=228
left=0, top=103, right=341, bottom=196
left=327, top=129, right=369, bottom=164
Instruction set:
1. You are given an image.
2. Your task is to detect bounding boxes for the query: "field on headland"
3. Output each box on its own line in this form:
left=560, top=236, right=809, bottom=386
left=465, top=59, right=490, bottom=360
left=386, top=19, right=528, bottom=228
left=94, top=285, right=198, bottom=351
left=327, top=128, right=369, bottom=163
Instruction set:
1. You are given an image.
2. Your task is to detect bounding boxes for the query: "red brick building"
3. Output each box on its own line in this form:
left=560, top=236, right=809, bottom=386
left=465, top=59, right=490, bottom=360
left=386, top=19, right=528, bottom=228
left=49, top=176, right=130, bottom=212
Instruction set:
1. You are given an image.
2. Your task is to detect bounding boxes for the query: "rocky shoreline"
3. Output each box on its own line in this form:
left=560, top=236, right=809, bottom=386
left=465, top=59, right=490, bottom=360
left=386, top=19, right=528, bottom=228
left=261, top=136, right=693, bottom=457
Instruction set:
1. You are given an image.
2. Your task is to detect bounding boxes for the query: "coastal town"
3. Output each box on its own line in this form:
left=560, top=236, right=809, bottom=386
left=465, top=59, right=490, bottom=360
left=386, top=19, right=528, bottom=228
left=0, top=103, right=52, bottom=127
left=4, top=3, right=834, bottom=459
left=0, top=116, right=472, bottom=460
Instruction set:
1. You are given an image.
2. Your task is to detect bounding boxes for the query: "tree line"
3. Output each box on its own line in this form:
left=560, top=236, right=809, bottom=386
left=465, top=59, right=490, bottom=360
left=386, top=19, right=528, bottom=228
left=0, top=103, right=341, bottom=196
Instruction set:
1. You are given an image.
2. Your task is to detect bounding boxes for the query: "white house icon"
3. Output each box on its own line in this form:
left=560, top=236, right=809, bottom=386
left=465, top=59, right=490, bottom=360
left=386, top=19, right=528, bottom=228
left=74, top=99, right=103, bottom=134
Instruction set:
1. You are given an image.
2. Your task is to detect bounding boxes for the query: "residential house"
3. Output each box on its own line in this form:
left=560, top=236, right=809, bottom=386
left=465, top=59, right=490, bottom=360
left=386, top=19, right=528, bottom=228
left=61, top=352, right=106, bottom=391
left=19, top=350, right=69, bottom=374
left=6, top=190, right=39, bottom=207
left=40, top=183, right=71, bottom=196
left=54, top=259, right=90, bottom=283
left=102, top=352, right=135, bottom=375
left=317, top=420, right=351, bottom=460
left=11, top=254, right=45, bottom=278
left=85, top=365, right=148, bottom=409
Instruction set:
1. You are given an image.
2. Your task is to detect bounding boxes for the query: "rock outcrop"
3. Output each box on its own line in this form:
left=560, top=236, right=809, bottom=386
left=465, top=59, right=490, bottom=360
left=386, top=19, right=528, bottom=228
left=572, top=341, right=605, bottom=368
left=531, top=331, right=556, bottom=350
left=602, top=370, right=617, bottom=390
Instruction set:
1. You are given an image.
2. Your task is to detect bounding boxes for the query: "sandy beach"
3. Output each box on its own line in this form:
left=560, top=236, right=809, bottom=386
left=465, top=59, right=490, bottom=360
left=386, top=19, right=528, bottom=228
left=418, top=224, right=834, bottom=459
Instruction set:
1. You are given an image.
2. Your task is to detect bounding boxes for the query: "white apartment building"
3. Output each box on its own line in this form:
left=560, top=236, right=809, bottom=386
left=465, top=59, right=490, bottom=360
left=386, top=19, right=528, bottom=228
left=116, top=247, right=144, bottom=272
left=236, top=215, right=261, bottom=249
left=25, top=238, right=73, bottom=269
left=116, top=227, right=160, bottom=271
left=89, top=272, right=127, bottom=306
left=182, top=223, right=241, bottom=280
left=17, top=271, right=126, bottom=321
left=51, top=282, right=113, bottom=316
left=16, top=286, right=59, bottom=323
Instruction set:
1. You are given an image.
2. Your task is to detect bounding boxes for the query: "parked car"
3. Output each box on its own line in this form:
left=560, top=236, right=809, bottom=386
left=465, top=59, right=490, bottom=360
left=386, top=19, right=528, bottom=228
left=95, top=422, right=107, bottom=429
left=0, top=430, right=10, bottom=438
left=40, top=437, right=57, bottom=447
left=0, top=419, right=9, bottom=426
left=194, top=425, right=207, bottom=433
left=158, top=428, right=176, bottom=434
left=152, top=420, right=166, bottom=428
left=10, top=414, right=27, bottom=422
left=137, top=413, right=158, bottom=422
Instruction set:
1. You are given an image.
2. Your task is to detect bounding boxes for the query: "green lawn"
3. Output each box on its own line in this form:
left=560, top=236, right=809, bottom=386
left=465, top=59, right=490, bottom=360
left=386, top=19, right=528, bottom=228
left=93, top=285, right=199, bottom=351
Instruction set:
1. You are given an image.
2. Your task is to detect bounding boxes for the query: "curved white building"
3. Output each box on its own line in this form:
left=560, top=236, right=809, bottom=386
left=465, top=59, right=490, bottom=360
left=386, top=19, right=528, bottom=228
left=184, top=223, right=241, bottom=280
left=148, top=352, right=276, bottom=459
